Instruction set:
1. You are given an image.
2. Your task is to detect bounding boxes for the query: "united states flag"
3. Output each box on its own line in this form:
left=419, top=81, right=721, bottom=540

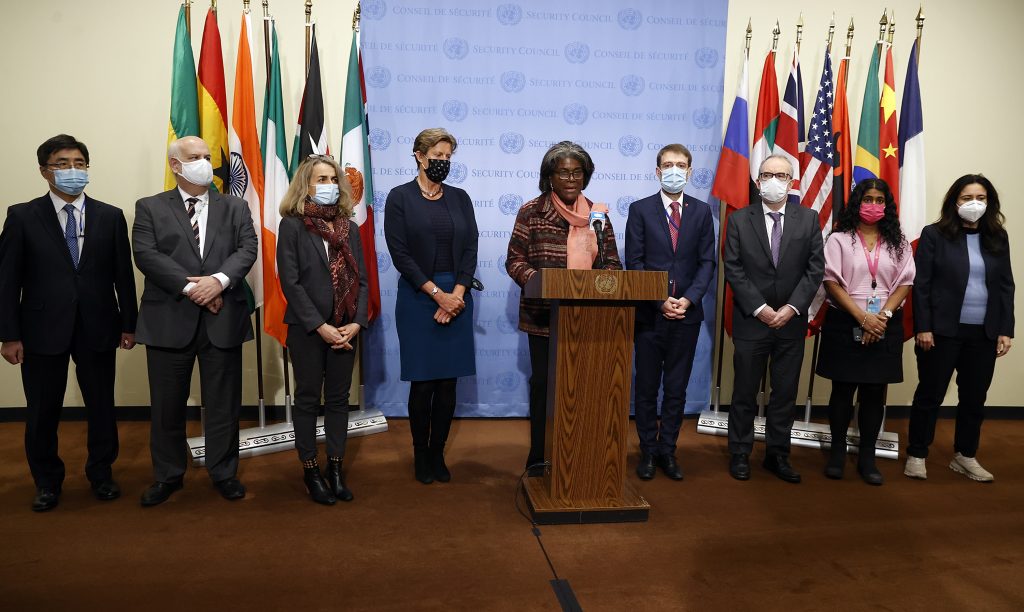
left=800, top=50, right=836, bottom=331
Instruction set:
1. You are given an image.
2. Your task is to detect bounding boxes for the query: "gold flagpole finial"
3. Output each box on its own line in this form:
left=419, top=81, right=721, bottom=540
left=887, top=10, right=896, bottom=44
left=916, top=5, right=925, bottom=62
left=262, top=0, right=269, bottom=16
left=353, top=1, right=361, bottom=32
left=211, top=0, right=217, bottom=14
left=827, top=13, right=836, bottom=51
left=846, top=17, right=855, bottom=57
left=772, top=20, right=780, bottom=51
left=184, top=0, right=192, bottom=35
left=305, top=0, right=313, bottom=24
left=878, top=10, right=888, bottom=43
left=745, top=19, right=752, bottom=53
left=243, top=0, right=250, bottom=12
left=796, top=13, right=804, bottom=52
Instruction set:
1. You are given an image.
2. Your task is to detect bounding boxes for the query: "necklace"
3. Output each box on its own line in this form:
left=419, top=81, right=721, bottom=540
left=418, top=179, right=442, bottom=199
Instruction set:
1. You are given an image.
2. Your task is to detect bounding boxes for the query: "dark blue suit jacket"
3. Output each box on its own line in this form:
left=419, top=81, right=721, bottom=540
left=625, top=192, right=716, bottom=325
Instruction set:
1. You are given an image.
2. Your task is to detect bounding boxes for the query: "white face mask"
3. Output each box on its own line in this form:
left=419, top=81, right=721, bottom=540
left=759, top=177, right=788, bottom=204
left=957, top=200, right=987, bottom=224
left=174, top=158, right=214, bottom=187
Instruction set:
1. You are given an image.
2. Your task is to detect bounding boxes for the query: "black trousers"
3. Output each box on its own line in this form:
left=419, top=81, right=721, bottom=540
left=907, top=324, right=996, bottom=459
left=633, top=318, right=701, bottom=456
left=728, top=334, right=805, bottom=456
left=827, top=381, right=886, bottom=457
left=145, top=320, right=242, bottom=483
left=526, top=333, right=549, bottom=468
left=287, top=326, right=355, bottom=462
left=22, top=336, right=118, bottom=489
left=407, top=378, right=457, bottom=450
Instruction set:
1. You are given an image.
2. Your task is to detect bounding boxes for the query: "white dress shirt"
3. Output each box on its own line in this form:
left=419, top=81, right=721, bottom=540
left=50, top=190, right=85, bottom=254
left=178, top=187, right=230, bottom=295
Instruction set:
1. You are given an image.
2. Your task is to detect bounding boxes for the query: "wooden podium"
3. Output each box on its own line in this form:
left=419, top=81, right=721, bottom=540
left=522, top=268, right=667, bottom=524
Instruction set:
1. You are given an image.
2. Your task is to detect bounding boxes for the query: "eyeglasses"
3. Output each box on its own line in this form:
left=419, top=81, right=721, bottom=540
left=46, top=161, right=89, bottom=170
left=307, top=153, right=335, bottom=161
left=554, top=169, right=585, bottom=181
left=759, top=172, right=792, bottom=181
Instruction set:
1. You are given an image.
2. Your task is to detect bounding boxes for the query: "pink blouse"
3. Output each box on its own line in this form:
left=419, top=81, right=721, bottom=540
left=823, top=231, right=916, bottom=310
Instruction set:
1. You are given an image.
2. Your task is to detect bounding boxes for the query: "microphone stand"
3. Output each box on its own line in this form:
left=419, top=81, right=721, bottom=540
left=593, top=221, right=606, bottom=268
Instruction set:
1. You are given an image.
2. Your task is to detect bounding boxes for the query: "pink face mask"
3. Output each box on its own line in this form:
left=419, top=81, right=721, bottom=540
left=859, top=203, right=885, bottom=224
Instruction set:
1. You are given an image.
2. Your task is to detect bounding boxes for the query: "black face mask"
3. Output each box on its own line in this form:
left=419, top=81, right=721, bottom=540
left=424, top=158, right=451, bottom=183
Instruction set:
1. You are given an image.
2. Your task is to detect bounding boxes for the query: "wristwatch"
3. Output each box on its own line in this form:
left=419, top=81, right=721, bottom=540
left=430, top=286, right=440, bottom=297
left=881, top=309, right=894, bottom=319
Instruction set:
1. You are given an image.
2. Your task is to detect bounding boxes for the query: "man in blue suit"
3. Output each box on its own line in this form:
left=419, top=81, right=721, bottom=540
left=625, top=144, right=716, bottom=480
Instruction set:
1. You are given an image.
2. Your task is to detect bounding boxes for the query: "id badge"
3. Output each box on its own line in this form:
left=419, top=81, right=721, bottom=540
left=866, top=296, right=882, bottom=314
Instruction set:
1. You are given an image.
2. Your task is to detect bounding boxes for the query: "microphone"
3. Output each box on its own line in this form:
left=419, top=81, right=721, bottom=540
left=588, top=209, right=608, bottom=267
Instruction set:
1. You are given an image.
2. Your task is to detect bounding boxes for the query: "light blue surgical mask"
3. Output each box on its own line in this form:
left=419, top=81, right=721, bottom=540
left=310, top=183, right=340, bottom=205
left=659, top=167, right=687, bottom=194
left=53, top=168, right=89, bottom=196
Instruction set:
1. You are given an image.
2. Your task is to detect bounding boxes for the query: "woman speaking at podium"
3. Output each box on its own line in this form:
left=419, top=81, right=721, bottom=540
left=505, top=141, right=622, bottom=476
left=384, top=128, right=479, bottom=485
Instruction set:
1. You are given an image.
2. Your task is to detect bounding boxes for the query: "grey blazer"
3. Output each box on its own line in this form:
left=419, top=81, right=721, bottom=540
left=132, top=189, right=258, bottom=349
left=724, top=202, right=825, bottom=340
left=276, top=216, right=369, bottom=334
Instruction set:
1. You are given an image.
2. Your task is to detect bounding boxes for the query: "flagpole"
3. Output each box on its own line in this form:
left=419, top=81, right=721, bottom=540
left=712, top=20, right=751, bottom=414
left=772, top=20, right=780, bottom=51
left=827, top=13, right=835, bottom=53
left=185, top=0, right=191, bottom=35
left=796, top=14, right=803, bottom=54
left=845, top=18, right=855, bottom=65
left=916, top=6, right=925, bottom=63
left=887, top=10, right=896, bottom=45
left=305, top=0, right=313, bottom=73
left=262, top=1, right=271, bottom=82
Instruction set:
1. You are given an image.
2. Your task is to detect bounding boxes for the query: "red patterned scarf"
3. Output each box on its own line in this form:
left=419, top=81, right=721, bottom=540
left=303, top=200, right=359, bottom=325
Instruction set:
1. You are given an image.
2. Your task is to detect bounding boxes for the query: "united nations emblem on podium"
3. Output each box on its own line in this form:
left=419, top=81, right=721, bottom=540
left=594, top=273, right=617, bottom=294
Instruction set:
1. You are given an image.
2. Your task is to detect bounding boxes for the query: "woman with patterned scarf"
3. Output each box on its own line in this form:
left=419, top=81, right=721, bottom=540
left=277, top=155, right=368, bottom=505
left=505, top=141, right=622, bottom=477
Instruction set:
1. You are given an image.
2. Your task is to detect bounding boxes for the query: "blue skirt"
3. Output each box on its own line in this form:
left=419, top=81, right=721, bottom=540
left=395, top=272, right=476, bottom=381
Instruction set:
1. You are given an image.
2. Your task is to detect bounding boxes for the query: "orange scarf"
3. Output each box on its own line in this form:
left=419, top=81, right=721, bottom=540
left=550, top=192, right=607, bottom=269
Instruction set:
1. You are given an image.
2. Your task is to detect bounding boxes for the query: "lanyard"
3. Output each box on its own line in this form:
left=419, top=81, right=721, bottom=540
left=664, top=205, right=681, bottom=232
left=856, top=231, right=881, bottom=292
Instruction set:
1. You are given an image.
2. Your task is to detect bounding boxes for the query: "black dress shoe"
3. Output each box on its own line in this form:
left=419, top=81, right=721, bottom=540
left=430, top=448, right=451, bottom=483
left=91, top=479, right=121, bottom=501
left=140, top=480, right=183, bottom=507
left=32, top=486, right=61, bottom=512
left=763, top=455, right=802, bottom=483
left=325, top=460, right=353, bottom=502
left=729, top=453, right=751, bottom=481
left=858, top=463, right=884, bottom=486
left=657, top=454, right=684, bottom=481
left=526, top=465, right=546, bottom=478
left=304, top=467, right=336, bottom=505
left=214, top=478, right=246, bottom=501
left=636, top=453, right=656, bottom=480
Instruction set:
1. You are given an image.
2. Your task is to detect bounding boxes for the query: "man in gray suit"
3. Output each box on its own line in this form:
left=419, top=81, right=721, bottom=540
left=132, top=136, right=258, bottom=506
left=723, top=154, right=825, bottom=483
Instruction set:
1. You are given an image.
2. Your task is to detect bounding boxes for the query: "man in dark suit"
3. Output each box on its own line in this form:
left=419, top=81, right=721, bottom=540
left=132, top=136, right=257, bottom=506
left=0, top=134, right=138, bottom=511
left=723, top=154, right=824, bottom=483
left=625, top=144, right=716, bottom=481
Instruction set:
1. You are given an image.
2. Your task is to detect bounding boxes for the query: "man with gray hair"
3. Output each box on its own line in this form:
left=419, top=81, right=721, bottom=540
left=723, top=154, right=824, bottom=483
left=132, top=136, right=258, bottom=506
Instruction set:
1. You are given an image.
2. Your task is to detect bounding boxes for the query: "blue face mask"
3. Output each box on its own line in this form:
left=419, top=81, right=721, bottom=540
left=53, top=168, right=89, bottom=196
left=659, top=167, right=687, bottom=194
left=310, top=184, right=340, bottom=206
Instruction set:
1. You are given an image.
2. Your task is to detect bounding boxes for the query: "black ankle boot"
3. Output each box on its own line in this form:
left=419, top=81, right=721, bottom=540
left=303, top=467, right=336, bottom=505
left=430, top=446, right=451, bottom=483
left=414, top=449, right=434, bottom=484
left=857, top=446, right=883, bottom=486
left=326, top=460, right=354, bottom=502
left=825, top=439, right=846, bottom=480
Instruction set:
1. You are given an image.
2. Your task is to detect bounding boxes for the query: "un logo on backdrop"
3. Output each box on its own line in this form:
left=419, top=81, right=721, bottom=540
left=564, top=42, right=590, bottom=64
left=366, top=66, right=391, bottom=88
left=497, top=254, right=508, bottom=275
left=501, top=71, right=526, bottom=93
left=368, top=128, right=391, bottom=151
left=499, top=194, right=523, bottom=215
left=692, top=168, right=713, bottom=190
left=617, top=196, right=637, bottom=217
left=362, top=0, right=386, bottom=20
left=563, top=103, right=588, bottom=125
left=695, top=47, right=719, bottom=69
left=617, top=8, right=643, bottom=30
left=496, top=315, right=517, bottom=334
left=378, top=313, right=393, bottom=333
left=448, top=162, right=468, bottom=184
left=495, top=371, right=520, bottom=392
left=692, top=107, right=716, bottom=129
left=442, top=100, right=469, bottom=122
left=377, top=252, right=392, bottom=273
left=618, top=136, right=643, bottom=157
left=499, top=132, right=524, bottom=154
left=496, top=4, right=523, bottom=26
left=620, top=74, right=645, bottom=97
left=443, top=38, right=469, bottom=60
left=373, top=190, right=387, bottom=212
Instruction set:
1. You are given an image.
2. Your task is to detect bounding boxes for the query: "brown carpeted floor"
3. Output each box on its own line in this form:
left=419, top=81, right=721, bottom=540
left=1, top=417, right=1022, bottom=611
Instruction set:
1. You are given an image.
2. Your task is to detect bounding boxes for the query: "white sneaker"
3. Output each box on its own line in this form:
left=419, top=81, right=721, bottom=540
left=904, top=456, right=927, bottom=480
left=949, top=453, right=994, bottom=482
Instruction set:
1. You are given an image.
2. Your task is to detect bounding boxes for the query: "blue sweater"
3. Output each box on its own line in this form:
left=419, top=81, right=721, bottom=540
left=959, top=232, right=988, bottom=325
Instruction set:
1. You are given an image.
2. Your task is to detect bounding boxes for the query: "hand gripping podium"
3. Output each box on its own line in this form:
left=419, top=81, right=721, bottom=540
left=522, top=268, right=667, bottom=524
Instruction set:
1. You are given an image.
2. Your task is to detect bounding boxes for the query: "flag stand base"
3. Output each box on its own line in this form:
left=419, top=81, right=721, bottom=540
left=695, top=409, right=899, bottom=460
left=187, top=408, right=388, bottom=466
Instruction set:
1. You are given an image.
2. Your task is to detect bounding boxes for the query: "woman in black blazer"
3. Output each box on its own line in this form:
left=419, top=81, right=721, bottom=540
left=383, top=128, right=478, bottom=485
left=906, top=174, right=1014, bottom=482
left=277, top=156, right=368, bottom=505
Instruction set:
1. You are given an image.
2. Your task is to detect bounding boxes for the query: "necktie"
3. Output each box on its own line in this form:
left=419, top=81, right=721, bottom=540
left=63, top=204, right=79, bottom=268
left=186, top=197, right=201, bottom=247
left=768, top=211, right=782, bottom=266
left=669, top=202, right=681, bottom=251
